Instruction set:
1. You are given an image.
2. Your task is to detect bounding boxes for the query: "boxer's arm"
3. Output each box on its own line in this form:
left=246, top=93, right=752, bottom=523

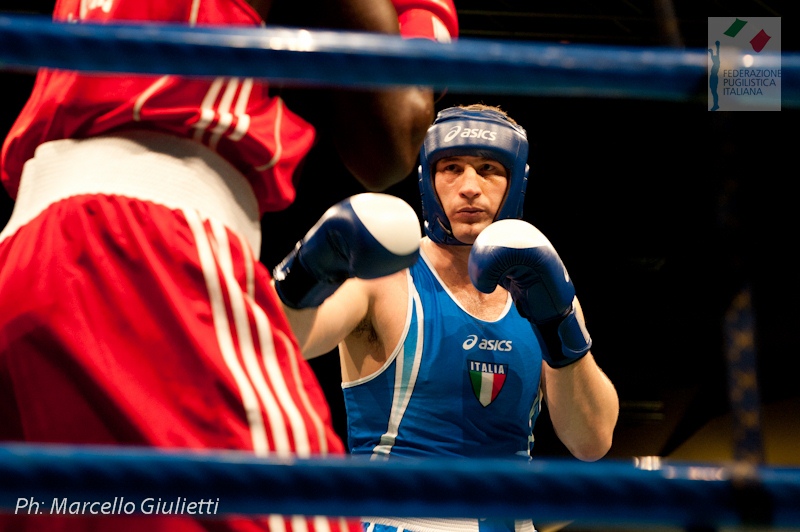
left=332, top=88, right=433, bottom=192
left=469, top=220, right=618, bottom=461
left=280, top=278, right=373, bottom=359
left=263, top=0, right=438, bottom=191
left=542, top=339, right=619, bottom=462
left=330, top=0, right=458, bottom=189
left=273, top=193, right=420, bottom=358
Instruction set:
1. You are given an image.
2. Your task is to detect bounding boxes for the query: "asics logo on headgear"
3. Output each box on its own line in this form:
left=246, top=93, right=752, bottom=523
left=444, top=126, right=498, bottom=143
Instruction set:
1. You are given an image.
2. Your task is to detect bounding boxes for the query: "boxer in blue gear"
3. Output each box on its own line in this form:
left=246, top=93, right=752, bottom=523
left=277, top=104, right=620, bottom=532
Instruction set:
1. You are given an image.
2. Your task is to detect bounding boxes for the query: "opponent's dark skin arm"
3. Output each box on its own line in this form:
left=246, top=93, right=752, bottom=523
left=247, top=0, right=435, bottom=191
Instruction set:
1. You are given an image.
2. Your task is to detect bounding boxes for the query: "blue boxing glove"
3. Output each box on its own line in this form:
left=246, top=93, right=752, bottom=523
left=273, top=193, right=421, bottom=309
left=469, top=219, right=592, bottom=368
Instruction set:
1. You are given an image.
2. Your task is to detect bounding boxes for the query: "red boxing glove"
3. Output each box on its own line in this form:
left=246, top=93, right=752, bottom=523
left=392, top=0, right=459, bottom=43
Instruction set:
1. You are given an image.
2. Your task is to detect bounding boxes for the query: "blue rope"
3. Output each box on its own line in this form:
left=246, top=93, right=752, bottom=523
left=1, top=14, right=797, bottom=106
left=2, top=444, right=800, bottom=527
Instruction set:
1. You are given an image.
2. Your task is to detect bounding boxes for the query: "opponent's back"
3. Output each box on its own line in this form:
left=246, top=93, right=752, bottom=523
left=0, top=0, right=315, bottom=215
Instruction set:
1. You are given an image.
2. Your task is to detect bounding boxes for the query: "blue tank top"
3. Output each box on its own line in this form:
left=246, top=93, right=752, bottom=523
left=343, top=250, right=544, bottom=460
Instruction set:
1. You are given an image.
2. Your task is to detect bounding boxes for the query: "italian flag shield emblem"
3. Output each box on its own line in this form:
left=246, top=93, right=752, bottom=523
left=468, top=360, right=508, bottom=407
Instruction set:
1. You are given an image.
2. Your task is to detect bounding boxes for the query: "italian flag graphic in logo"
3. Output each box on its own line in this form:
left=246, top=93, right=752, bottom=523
left=468, top=360, right=508, bottom=407
left=723, top=18, right=772, bottom=53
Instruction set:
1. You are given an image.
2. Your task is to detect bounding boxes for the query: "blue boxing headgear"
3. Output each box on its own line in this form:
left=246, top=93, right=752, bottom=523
left=418, top=106, right=529, bottom=245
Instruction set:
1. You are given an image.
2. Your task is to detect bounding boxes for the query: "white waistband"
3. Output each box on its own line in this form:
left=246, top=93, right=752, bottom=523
left=365, top=517, right=479, bottom=532
left=0, top=132, right=261, bottom=256
left=364, top=517, right=536, bottom=532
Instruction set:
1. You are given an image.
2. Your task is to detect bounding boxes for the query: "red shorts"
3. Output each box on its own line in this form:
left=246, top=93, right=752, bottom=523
left=0, top=133, right=357, bottom=531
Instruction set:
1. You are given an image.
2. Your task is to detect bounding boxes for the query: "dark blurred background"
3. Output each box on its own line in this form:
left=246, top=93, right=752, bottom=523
left=1, top=0, right=797, bottom=481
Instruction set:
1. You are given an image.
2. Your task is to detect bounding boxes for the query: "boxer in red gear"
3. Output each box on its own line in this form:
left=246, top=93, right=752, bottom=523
left=0, top=0, right=439, bottom=530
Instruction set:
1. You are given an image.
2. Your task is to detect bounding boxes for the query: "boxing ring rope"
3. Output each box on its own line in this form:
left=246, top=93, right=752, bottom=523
left=2, top=12, right=800, bottom=531
left=2, top=444, right=800, bottom=528
left=1, top=14, right=798, bottom=106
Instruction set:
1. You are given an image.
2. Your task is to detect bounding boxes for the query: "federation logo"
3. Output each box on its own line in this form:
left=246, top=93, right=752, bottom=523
left=707, top=17, right=781, bottom=111
left=468, top=360, right=508, bottom=407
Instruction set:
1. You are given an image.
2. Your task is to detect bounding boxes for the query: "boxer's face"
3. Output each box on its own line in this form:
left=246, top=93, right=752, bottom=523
left=434, top=155, right=508, bottom=245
